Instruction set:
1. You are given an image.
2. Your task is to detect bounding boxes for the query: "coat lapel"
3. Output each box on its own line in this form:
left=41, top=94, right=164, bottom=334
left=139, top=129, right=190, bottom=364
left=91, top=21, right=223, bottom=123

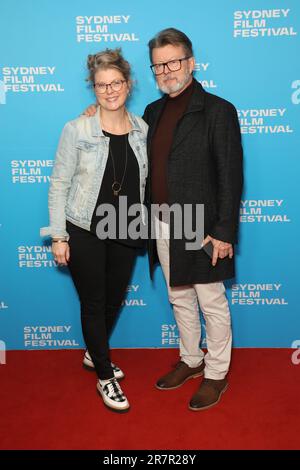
left=147, top=81, right=206, bottom=154
left=147, top=95, right=167, bottom=155
left=171, top=81, right=206, bottom=153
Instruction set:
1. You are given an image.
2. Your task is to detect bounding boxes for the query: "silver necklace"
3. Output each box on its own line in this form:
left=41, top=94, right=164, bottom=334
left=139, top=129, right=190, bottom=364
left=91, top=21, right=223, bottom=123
left=109, top=135, right=128, bottom=196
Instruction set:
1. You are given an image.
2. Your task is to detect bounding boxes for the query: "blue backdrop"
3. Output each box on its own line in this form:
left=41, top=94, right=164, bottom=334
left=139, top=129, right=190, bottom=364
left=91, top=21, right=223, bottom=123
left=1, top=0, right=299, bottom=351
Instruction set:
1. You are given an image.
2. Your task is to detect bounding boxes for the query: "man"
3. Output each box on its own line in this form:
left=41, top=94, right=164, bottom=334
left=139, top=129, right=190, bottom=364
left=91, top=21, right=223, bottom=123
left=84, top=29, right=243, bottom=411
left=142, top=28, right=243, bottom=411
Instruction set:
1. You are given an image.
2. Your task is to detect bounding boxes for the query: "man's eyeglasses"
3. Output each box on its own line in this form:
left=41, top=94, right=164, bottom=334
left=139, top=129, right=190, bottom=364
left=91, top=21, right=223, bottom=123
left=94, top=79, right=127, bottom=94
left=150, top=57, right=192, bottom=76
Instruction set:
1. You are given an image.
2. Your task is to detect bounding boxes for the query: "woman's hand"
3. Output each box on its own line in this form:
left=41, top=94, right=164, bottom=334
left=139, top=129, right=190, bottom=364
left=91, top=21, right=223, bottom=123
left=83, top=104, right=97, bottom=117
left=52, top=242, right=70, bottom=266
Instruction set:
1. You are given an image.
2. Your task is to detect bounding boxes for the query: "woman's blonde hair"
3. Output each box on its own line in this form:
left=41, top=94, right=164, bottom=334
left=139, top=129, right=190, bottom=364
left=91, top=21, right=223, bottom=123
left=86, top=48, right=131, bottom=84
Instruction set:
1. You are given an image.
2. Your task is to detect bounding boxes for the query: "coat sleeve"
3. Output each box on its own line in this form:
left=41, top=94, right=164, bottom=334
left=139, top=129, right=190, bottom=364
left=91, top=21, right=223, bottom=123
left=209, top=102, right=243, bottom=244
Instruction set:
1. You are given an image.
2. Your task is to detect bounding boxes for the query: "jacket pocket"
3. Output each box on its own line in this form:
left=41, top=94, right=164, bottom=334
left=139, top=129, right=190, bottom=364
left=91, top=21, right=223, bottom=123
left=76, top=140, right=98, bottom=152
left=76, top=140, right=98, bottom=175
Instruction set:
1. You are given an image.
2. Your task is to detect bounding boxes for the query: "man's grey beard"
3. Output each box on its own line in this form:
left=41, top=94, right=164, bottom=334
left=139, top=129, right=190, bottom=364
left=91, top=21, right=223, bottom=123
left=158, top=70, right=192, bottom=95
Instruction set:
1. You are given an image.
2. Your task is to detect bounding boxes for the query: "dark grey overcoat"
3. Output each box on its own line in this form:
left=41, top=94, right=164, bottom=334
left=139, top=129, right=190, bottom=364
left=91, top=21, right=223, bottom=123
left=143, top=80, right=243, bottom=287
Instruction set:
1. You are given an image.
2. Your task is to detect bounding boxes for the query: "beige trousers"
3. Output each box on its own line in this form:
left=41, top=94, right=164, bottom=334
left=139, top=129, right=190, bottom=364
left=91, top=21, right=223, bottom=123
left=155, top=218, right=232, bottom=380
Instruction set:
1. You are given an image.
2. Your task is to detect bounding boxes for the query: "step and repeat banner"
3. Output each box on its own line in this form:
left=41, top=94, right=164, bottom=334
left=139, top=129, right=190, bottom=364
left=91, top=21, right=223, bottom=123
left=0, top=0, right=299, bottom=352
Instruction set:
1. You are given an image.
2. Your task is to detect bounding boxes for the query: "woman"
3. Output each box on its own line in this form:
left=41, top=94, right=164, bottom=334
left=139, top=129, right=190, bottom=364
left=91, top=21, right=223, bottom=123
left=40, top=48, right=148, bottom=413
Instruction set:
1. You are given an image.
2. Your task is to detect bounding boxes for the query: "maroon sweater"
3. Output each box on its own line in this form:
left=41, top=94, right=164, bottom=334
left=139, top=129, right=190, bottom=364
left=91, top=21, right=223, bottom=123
left=151, top=79, right=195, bottom=204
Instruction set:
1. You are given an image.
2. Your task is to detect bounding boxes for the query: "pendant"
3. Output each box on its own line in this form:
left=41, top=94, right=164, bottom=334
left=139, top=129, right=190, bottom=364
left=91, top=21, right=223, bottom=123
left=112, top=181, right=121, bottom=196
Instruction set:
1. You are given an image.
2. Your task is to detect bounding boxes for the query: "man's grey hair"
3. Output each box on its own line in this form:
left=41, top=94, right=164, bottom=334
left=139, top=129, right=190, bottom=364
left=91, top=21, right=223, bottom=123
left=148, top=28, right=194, bottom=61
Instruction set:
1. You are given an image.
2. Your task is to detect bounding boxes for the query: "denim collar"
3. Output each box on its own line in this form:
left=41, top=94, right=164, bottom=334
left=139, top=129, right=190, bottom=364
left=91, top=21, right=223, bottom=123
left=91, top=107, right=143, bottom=137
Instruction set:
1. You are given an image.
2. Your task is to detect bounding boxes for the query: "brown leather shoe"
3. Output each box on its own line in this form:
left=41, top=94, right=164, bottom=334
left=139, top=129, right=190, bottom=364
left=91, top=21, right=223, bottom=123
left=156, top=360, right=205, bottom=390
left=189, top=378, right=228, bottom=411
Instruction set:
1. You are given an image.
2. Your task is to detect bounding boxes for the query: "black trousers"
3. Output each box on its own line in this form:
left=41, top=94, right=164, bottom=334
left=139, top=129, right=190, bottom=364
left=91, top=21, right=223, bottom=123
left=67, top=221, right=137, bottom=380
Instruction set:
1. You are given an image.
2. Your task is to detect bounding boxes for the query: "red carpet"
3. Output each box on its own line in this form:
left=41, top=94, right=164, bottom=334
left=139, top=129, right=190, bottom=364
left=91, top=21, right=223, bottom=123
left=0, top=349, right=299, bottom=450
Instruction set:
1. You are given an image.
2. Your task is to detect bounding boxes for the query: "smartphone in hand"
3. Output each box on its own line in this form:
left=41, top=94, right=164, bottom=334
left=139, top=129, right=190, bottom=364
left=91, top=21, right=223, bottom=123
left=202, top=241, right=214, bottom=258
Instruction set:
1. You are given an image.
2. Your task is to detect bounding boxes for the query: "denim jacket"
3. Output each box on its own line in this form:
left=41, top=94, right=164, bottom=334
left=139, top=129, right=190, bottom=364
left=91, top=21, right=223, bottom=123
left=40, top=108, right=148, bottom=238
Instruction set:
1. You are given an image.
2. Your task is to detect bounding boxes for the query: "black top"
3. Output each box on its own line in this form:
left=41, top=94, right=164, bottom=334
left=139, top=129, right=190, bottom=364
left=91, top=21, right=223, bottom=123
left=90, top=131, right=144, bottom=248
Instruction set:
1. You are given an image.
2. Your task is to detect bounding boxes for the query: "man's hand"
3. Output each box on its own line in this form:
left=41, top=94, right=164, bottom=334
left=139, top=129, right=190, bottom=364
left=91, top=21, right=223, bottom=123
left=52, top=242, right=70, bottom=266
left=202, top=235, right=233, bottom=267
left=83, top=104, right=97, bottom=117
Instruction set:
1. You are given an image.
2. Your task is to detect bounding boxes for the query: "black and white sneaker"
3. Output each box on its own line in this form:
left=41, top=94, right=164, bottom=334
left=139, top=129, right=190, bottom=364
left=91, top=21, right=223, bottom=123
left=97, top=378, right=130, bottom=412
left=83, top=350, right=125, bottom=380
left=110, top=362, right=124, bottom=380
